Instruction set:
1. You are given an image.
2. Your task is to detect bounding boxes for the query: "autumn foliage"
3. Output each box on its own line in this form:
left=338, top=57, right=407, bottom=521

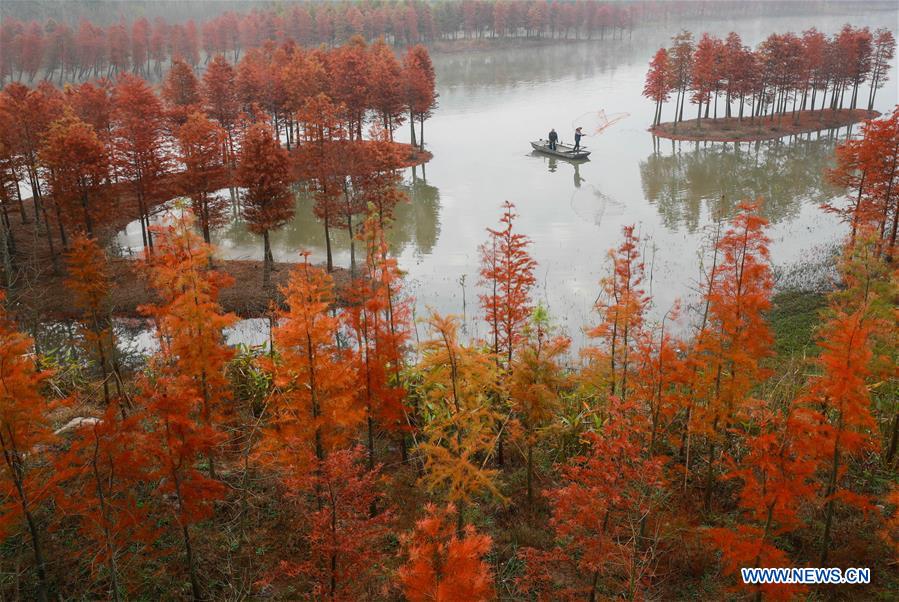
left=0, top=11, right=896, bottom=601
left=398, top=503, right=494, bottom=602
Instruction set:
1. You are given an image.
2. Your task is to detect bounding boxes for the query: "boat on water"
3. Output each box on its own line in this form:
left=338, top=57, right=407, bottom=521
left=530, top=139, right=591, bottom=160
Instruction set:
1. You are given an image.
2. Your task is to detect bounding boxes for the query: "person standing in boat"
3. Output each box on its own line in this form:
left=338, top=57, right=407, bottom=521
left=573, top=127, right=584, bottom=152
left=548, top=128, right=558, bottom=150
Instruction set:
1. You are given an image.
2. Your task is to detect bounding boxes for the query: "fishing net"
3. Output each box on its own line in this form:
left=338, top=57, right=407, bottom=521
left=571, top=110, right=630, bottom=135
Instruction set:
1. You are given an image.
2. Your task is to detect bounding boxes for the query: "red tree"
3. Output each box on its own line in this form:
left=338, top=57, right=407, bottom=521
left=111, top=73, right=171, bottom=253
left=644, top=48, right=671, bottom=126
left=398, top=504, right=494, bottom=602
left=237, top=122, right=295, bottom=286
left=39, top=110, right=109, bottom=237
left=176, top=111, right=228, bottom=244
left=0, top=293, right=58, bottom=601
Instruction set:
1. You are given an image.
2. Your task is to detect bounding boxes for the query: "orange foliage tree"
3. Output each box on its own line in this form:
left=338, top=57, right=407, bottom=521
left=161, top=57, right=201, bottom=125
left=141, top=213, right=236, bottom=477
left=139, top=373, right=225, bottom=601
left=402, top=44, right=437, bottom=149
left=690, top=201, right=773, bottom=511
left=298, top=93, right=346, bottom=273
left=345, top=213, right=410, bottom=468
left=397, top=503, right=494, bottom=602
left=0, top=293, right=57, bottom=601
left=586, top=224, right=649, bottom=400
left=479, top=201, right=536, bottom=466
left=275, top=447, right=393, bottom=599
left=706, top=405, right=818, bottom=601
left=416, top=314, right=501, bottom=531
left=259, top=254, right=361, bottom=473
left=54, top=404, right=157, bottom=601
left=509, top=306, right=570, bottom=509
left=825, top=108, right=899, bottom=258
left=808, top=307, right=877, bottom=564
left=479, top=201, right=537, bottom=368
left=201, top=54, right=240, bottom=164
left=111, top=73, right=170, bottom=253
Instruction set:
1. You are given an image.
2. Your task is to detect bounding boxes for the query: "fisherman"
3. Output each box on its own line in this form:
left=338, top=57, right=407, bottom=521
left=573, top=126, right=584, bottom=152
left=548, top=128, right=558, bottom=150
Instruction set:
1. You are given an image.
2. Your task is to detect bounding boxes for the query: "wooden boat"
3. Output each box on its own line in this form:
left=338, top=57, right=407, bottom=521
left=530, top=139, right=591, bottom=159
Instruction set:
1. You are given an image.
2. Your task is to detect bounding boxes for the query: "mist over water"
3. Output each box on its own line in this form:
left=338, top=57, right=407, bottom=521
left=113, top=5, right=897, bottom=350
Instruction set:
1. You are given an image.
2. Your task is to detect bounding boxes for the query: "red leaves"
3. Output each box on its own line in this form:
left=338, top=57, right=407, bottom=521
left=520, top=396, right=665, bottom=600
left=825, top=107, right=899, bottom=256
left=644, top=48, right=671, bottom=125
left=39, top=110, right=109, bottom=236
left=238, top=122, right=294, bottom=234
left=0, top=292, right=57, bottom=538
left=276, top=447, right=394, bottom=600
left=237, top=121, right=294, bottom=284
left=398, top=504, right=494, bottom=602
left=479, top=201, right=537, bottom=367
left=176, top=111, right=228, bottom=242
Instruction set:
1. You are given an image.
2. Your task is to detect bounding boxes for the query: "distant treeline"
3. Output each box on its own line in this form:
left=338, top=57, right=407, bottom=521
left=4, top=0, right=895, bottom=86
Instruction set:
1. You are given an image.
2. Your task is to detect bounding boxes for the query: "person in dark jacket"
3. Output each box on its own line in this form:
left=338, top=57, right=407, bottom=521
left=573, top=126, right=584, bottom=151
left=548, top=128, right=558, bottom=150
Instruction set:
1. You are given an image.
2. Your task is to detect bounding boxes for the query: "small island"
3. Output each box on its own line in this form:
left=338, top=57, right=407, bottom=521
left=643, top=26, right=894, bottom=143
left=650, top=108, right=881, bottom=142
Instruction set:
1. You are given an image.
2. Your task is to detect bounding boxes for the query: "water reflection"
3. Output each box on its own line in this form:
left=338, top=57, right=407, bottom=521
left=640, top=130, right=847, bottom=232
left=116, top=167, right=441, bottom=264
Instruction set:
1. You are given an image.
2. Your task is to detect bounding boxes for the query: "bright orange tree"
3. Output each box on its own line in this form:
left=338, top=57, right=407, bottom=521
left=141, top=212, right=236, bottom=477
left=479, top=201, right=537, bottom=466
left=0, top=293, right=57, bottom=602
left=275, top=447, right=393, bottom=600
left=259, top=253, right=362, bottom=474
left=54, top=403, right=158, bottom=601
left=397, top=503, right=494, bottom=602
left=809, top=306, right=877, bottom=564
left=479, top=201, right=537, bottom=369
left=345, top=213, right=412, bottom=468
left=586, top=224, right=649, bottom=400
left=509, top=305, right=570, bottom=509
left=825, top=108, right=899, bottom=258
left=706, top=404, right=817, bottom=601
left=139, top=372, right=225, bottom=601
left=690, top=201, right=773, bottom=511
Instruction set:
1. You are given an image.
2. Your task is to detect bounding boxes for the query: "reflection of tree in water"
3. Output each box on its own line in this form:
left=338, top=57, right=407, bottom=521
left=640, top=131, right=845, bottom=231
left=212, top=166, right=441, bottom=261
left=393, top=165, right=441, bottom=256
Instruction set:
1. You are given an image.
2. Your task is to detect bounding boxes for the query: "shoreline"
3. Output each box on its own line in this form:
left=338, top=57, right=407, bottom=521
left=650, top=108, right=880, bottom=142
left=4, top=142, right=429, bottom=323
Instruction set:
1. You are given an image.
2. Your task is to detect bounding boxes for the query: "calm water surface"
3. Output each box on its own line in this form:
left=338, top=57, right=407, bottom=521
left=115, top=7, right=898, bottom=350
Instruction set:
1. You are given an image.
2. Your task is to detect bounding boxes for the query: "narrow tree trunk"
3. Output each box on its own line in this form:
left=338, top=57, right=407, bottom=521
left=262, top=229, right=272, bottom=288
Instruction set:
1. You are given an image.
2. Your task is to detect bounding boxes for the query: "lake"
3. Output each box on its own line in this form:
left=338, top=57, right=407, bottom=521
left=115, top=5, right=898, bottom=351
